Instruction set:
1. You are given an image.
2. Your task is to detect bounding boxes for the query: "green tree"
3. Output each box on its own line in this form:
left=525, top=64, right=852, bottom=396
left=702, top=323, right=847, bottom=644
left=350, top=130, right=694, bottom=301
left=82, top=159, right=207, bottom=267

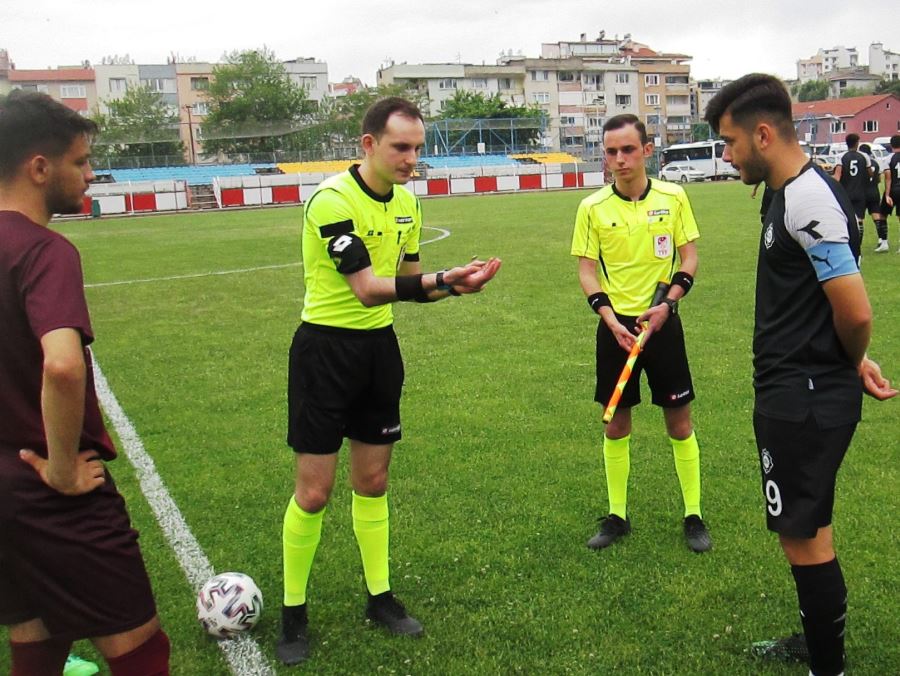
left=796, top=80, right=830, bottom=102
left=840, top=86, right=869, bottom=99
left=201, top=48, right=315, bottom=156
left=874, top=78, right=900, bottom=97
left=303, top=84, right=430, bottom=159
left=691, top=122, right=713, bottom=142
left=432, top=90, right=545, bottom=152
left=91, top=85, right=184, bottom=165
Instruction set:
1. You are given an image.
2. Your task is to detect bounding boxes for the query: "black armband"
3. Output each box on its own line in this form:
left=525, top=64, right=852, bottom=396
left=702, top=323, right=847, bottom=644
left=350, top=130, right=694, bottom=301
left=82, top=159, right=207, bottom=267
left=671, top=271, right=694, bottom=296
left=587, top=292, right=611, bottom=314
left=327, top=233, right=371, bottom=274
left=396, top=274, right=424, bottom=301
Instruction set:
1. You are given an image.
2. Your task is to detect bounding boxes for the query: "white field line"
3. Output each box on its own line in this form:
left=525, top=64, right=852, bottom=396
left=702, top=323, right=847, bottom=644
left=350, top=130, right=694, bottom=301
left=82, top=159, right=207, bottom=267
left=92, top=360, right=274, bottom=676
left=84, top=226, right=452, bottom=289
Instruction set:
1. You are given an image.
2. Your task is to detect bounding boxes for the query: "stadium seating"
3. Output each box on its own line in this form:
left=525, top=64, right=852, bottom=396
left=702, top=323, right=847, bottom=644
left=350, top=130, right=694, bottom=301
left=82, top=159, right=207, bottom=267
left=418, top=154, right=517, bottom=169
left=509, top=152, right=581, bottom=164
left=278, top=160, right=356, bottom=175
left=108, top=164, right=278, bottom=185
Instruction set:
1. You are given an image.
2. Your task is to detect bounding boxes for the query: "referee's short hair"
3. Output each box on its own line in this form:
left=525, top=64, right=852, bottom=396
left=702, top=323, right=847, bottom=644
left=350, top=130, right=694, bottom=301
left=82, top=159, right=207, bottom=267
left=362, top=97, right=424, bottom=138
left=704, top=73, right=795, bottom=141
left=603, top=114, right=649, bottom=145
left=0, top=90, right=98, bottom=180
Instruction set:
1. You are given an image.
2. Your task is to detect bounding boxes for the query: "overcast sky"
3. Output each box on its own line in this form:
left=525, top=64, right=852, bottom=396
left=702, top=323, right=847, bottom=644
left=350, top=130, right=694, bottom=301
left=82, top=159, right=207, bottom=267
left=2, top=0, right=894, bottom=84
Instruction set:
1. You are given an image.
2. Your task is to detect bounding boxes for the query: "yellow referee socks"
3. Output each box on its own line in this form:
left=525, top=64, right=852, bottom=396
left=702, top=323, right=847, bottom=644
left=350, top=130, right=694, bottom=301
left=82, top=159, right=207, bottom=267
left=671, top=432, right=702, bottom=518
left=352, top=492, right=390, bottom=596
left=282, top=497, right=324, bottom=606
left=603, top=434, right=631, bottom=519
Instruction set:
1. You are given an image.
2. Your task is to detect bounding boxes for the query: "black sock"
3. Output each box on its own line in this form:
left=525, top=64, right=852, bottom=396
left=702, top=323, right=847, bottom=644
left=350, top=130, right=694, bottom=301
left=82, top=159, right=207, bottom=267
left=875, top=219, right=888, bottom=241
left=792, top=558, right=846, bottom=676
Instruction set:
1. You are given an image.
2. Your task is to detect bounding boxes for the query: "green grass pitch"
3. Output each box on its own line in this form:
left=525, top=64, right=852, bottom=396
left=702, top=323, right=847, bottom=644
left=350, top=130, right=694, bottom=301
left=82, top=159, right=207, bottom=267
left=2, top=182, right=898, bottom=674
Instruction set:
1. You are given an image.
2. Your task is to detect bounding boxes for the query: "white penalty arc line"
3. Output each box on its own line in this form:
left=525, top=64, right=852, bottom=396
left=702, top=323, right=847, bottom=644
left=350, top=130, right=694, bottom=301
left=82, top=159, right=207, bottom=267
left=84, top=226, right=452, bottom=289
left=92, top=360, right=274, bottom=676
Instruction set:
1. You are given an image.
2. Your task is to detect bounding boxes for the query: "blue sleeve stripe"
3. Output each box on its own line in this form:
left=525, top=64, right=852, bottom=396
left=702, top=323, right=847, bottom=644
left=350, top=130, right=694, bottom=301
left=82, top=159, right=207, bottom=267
left=806, top=241, right=858, bottom=282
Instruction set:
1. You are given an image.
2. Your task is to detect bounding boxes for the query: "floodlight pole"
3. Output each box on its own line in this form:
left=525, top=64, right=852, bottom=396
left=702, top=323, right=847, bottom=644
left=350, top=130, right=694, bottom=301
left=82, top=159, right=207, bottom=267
left=185, top=105, right=196, bottom=165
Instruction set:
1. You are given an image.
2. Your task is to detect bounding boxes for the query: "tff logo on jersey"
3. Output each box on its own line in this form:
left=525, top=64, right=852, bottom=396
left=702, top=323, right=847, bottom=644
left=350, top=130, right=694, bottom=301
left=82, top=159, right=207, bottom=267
left=654, top=234, right=672, bottom=258
left=764, top=223, right=775, bottom=249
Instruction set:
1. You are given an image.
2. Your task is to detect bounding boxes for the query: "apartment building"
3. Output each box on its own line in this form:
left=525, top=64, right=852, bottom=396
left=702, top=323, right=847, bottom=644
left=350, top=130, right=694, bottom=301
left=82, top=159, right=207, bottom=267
left=870, top=43, right=900, bottom=81
left=691, top=79, right=730, bottom=127
left=6, top=65, right=97, bottom=114
left=283, top=57, right=329, bottom=106
left=94, top=63, right=141, bottom=114
left=379, top=34, right=691, bottom=155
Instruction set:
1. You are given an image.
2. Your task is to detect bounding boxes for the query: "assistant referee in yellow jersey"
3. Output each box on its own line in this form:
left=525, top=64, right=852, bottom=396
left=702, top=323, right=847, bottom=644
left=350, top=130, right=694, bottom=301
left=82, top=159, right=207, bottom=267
left=571, top=114, right=711, bottom=553
left=277, top=98, right=501, bottom=665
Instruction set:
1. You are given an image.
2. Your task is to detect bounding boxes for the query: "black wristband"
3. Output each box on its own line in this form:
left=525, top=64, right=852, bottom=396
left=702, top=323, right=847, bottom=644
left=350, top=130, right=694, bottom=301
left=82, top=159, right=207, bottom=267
left=435, top=270, right=452, bottom=291
left=662, top=298, right=679, bottom=315
left=587, top=292, right=611, bottom=314
left=671, top=271, right=694, bottom=296
left=396, top=274, right=424, bottom=301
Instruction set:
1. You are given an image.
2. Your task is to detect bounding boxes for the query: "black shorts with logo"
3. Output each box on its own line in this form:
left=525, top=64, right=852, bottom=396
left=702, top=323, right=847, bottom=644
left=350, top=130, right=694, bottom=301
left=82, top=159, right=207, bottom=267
left=753, top=411, right=856, bottom=538
left=288, top=322, right=404, bottom=454
left=594, top=312, right=695, bottom=410
left=0, top=450, right=157, bottom=640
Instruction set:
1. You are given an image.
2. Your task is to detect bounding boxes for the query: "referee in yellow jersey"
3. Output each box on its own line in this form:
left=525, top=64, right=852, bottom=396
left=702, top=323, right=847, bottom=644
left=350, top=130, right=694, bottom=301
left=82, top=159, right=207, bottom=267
left=571, top=114, right=711, bottom=553
left=277, top=97, right=501, bottom=665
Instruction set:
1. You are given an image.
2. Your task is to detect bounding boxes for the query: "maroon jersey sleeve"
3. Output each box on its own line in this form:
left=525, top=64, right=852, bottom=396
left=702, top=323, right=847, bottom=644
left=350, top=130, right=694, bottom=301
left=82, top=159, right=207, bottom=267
left=21, top=237, right=94, bottom=344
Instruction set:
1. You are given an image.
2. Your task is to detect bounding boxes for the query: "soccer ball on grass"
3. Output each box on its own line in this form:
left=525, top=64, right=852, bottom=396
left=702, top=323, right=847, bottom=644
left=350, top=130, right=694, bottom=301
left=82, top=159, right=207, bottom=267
left=196, top=572, right=263, bottom=638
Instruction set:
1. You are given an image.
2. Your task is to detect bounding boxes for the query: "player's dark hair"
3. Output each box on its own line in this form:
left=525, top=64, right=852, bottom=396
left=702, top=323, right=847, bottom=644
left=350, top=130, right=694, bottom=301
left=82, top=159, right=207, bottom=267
left=845, top=133, right=860, bottom=149
left=362, top=97, right=424, bottom=138
left=890, top=134, right=900, bottom=149
left=603, top=114, right=649, bottom=145
left=0, top=90, right=98, bottom=180
left=704, top=73, right=795, bottom=140
left=859, top=143, right=871, bottom=155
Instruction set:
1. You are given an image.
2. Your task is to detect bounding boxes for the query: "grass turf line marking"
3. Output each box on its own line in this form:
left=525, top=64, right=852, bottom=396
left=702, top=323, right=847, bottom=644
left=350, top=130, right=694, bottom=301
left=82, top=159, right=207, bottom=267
left=84, top=226, right=452, bottom=288
left=92, top=358, right=274, bottom=676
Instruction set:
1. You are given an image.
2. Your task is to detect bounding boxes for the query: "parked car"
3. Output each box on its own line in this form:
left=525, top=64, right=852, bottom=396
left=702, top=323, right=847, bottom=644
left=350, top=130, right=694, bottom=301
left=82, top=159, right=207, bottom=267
left=812, top=155, right=838, bottom=174
left=659, top=162, right=706, bottom=183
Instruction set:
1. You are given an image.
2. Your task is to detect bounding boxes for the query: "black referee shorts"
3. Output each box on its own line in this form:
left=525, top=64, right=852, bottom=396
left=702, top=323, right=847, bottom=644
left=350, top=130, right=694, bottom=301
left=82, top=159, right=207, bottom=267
left=288, top=322, right=404, bottom=454
left=753, top=411, right=856, bottom=538
left=594, top=312, right=695, bottom=410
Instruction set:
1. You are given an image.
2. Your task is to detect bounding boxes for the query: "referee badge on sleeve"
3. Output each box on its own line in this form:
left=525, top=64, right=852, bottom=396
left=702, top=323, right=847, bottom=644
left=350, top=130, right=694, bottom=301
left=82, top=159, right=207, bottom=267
left=653, top=234, right=672, bottom=258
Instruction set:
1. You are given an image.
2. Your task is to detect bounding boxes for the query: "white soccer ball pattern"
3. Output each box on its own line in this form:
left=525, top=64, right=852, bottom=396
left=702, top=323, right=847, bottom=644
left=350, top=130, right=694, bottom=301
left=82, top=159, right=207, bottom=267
left=196, top=572, right=263, bottom=638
